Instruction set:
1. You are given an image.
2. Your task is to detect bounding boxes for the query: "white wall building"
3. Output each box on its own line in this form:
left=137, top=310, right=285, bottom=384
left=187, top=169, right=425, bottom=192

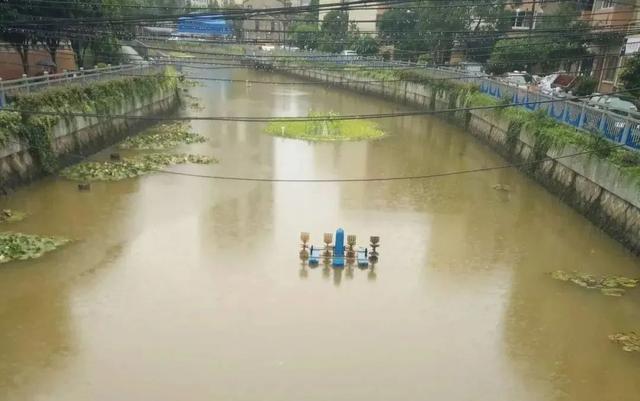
left=188, top=0, right=210, bottom=8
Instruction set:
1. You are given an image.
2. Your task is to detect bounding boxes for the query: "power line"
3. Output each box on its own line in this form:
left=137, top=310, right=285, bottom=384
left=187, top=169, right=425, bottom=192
left=7, top=86, right=640, bottom=122
left=145, top=144, right=627, bottom=183
left=2, top=120, right=626, bottom=184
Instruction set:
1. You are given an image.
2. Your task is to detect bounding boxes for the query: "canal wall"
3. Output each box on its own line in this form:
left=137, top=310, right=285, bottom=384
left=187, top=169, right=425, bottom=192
left=0, top=74, right=179, bottom=192
left=280, top=67, right=640, bottom=255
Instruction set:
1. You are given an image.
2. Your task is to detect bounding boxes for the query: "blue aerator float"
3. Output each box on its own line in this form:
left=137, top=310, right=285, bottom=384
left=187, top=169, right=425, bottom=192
left=299, top=229, right=380, bottom=268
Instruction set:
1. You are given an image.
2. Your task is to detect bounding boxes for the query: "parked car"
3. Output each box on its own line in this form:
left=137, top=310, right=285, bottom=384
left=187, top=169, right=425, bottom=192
left=453, top=62, right=486, bottom=77
left=340, top=50, right=358, bottom=56
left=587, top=94, right=638, bottom=116
left=499, top=71, right=529, bottom=88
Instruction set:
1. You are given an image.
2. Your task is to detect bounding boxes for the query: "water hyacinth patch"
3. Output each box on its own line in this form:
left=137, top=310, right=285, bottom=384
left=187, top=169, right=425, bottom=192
left=0, top=209, right=27, bottom=223
left=264, top=111, right=384, bottom=141
left=609, top=332, right=640, bottom=353
left=60, top=153, right=216, bottom=182
left=189, top=101, right=205, bottom=111
left=118, top=123, right=206, bottom=150
left=0, top=232, right=69, bottom=264
left=551, top=270, right=639, bottom=296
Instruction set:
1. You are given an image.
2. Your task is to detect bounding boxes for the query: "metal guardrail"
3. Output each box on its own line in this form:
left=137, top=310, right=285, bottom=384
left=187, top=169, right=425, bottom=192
left=0, top=63, right=159, bottom=108
left=254, top=49, right=640, bottom=151
left=4, top=48, right=637, bottom=151
left=416, top=66, right=640, bottom=152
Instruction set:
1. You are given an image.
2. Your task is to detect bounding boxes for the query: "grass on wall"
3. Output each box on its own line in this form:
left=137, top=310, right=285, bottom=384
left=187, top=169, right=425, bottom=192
left=0, top=69, right=179, bottom=173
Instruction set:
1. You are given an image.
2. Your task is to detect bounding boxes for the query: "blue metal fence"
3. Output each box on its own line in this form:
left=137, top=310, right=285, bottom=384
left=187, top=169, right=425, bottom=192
left=264, top=49, right=640, bottom=152
left=476, top=76, right=640, bottom=150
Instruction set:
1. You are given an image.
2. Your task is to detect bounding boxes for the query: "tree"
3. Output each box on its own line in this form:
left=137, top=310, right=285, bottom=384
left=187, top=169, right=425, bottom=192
left=319, top=10, right=349, bottom=53
left=378, top=7, right=418, bottom=47
left=306, top=0, right=320, bottom=23
left=487, top=37, right=548, bottom=74
left=353, top=35, right=379, bottom=56
left=289, top=23, right=320, bottom=50
left=378, top=1, right=470, bottom=61
left=619, top=54, right=640, bottom=97
left=415, top=3, right=470, bottom=64
left=487, top=2, right=591, bottom=74
left=464, top=0, right=510, bottom=63
left=0, top=1, right=38, bottom=75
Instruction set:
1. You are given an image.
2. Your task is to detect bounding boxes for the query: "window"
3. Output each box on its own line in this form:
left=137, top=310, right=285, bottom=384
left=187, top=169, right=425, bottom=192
left=271, top=21, right=275, bottom=32
left=601, top=0, right=614, bottom=8
left=255, top=20, right=259, bottom=31
left=602, top=55, right=619, bottom=81
left=512, top=10, right=533, bottom=29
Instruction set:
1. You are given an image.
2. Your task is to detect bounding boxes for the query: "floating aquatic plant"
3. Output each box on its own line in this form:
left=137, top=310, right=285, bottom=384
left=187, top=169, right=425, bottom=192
left=492, top=184, right=511, bottom=192
left=0, top=209, right=27, bottom=223
left=0, top=232, right=69, bottom=263
left=609, top=332, right=640, bottom=353
left=551, top=270, right=639, bottom=296
left=264, top=111, right=384, bottom=141
left=60, top=153, right=216, bottom=182
left=189, top=102, right=205, bottom=111
left=118, top=123, right=206, bottom=150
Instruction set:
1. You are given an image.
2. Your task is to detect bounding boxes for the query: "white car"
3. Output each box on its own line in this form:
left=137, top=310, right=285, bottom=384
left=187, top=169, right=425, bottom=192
left=500, top=71, right=528, bottom=88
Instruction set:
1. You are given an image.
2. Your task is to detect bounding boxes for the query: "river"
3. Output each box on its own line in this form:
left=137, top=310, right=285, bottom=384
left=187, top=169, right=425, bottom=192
left=0, top=66, right=638, bottom=401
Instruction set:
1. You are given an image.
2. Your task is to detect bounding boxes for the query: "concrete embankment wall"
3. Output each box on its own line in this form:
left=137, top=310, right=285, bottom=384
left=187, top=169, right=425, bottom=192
left=0, top=84, right=178, bottom=191
left=281, top=67, right=640, bottom=254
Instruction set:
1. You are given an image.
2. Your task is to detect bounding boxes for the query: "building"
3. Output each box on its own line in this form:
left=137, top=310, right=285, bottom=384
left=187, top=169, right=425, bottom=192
left=581, top=0, right=638, bottom=92
left=187, top=0, right=210, bottom=8
left=500, top=0, right=639, bottom=92
left=241, top=0, right=286, bottom=43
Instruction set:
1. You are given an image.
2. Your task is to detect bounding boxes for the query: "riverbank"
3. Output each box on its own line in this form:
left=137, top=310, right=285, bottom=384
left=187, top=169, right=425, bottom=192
left=0, top=69, right=180, bottom=192
left=274, top=66, right=640, bottom=255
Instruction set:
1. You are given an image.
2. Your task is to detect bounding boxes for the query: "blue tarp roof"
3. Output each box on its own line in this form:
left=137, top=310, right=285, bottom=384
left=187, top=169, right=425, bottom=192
left=177, top=15, right=232, bottom=36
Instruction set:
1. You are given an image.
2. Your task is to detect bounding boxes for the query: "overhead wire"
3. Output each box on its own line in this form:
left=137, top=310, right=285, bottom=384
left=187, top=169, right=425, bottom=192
left=6, top=86, right=640, bottom=123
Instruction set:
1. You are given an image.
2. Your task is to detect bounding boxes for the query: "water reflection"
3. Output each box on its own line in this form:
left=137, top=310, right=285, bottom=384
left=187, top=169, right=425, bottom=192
left=299, top=263, right=378, bottom=286
left=0, top=66, right=638, bottom=401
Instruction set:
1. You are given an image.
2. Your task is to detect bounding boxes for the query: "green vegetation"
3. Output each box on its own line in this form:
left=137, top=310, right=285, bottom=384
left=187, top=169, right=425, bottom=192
left=0, top=232, right=69, bottom=264
left=264, top=112, right=384, bottom=141
left=0, top=1, right=191, bottom=72
left=465, top=93, right=640, bottom=179
left=378, top=0, right=510, bottom=62
left=61, top=153, right=215, bottom=181
left=487, top=3, right=596, bottom=74
left=609, top=332, right=640, bottom=353
left=551, top=270, right=639, bottom=297
left=571, top=77, right=599, bottom=97
left=0, top=70, right=178, bottom=173
left=0, top=210, right=27, bottom=223
left=118, top=123, right=206, bottom=150
left=619, top=52, right=640, bottom=99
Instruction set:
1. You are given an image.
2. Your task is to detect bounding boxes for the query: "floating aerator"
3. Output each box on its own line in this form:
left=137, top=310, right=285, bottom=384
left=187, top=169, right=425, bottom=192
left=300, top=228, right=379, bottom=268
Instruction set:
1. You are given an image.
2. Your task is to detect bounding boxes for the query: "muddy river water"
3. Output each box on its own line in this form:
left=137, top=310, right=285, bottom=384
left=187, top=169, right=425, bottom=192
left=0, top=66, right=639, bottom=401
